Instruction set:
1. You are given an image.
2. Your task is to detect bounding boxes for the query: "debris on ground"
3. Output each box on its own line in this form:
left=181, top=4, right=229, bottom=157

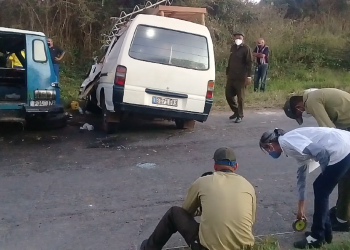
left=136, top=163, right=156, bottom=169
left=70, top=100, right=80, bottom=110
left=80, top=123, right=94, bottom=131
left=78, top=107, right=84, bottom=115
left=65, top=112, right=73, bottom=119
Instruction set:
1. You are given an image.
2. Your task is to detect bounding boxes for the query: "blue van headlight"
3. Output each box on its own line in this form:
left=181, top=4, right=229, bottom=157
left=34, top=90, right=56, bottom=100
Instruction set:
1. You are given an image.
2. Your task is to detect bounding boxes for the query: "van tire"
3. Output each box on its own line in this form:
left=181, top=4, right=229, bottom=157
left=175, top=119, right=185, bottom=129
left=100, top=95, right=117, bottom=134
left=175, top=119, right=195, bottom=129
left=84, top=94, right=101, bottom=114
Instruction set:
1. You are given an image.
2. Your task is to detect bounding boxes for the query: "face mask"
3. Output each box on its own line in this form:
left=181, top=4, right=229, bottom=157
left=269, top=151, right=282, bottom=159
left=235, top=39, right=243, bottom=46
left=302, top=111, right=312, bottom=118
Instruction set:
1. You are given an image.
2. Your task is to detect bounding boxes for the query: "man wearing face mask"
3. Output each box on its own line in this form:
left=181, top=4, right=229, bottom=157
left=226, top=31, right=253, bottom=123
left=259, top=127, right=350, bottom=248
left=283, top=87, right=350, bottom=233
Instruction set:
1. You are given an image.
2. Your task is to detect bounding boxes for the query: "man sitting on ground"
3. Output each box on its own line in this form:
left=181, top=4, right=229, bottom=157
left=140, top=147, right=257, bottom=250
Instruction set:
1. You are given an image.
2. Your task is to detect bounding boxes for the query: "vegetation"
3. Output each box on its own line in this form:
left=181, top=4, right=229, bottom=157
left=1, top=0, right=350, bottom=108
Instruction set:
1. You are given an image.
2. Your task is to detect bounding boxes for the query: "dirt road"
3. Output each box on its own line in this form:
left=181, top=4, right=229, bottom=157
left=0, top=110, right=339, bottom=250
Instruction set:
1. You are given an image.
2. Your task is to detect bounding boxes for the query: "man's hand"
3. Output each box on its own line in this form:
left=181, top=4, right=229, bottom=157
left=55, top=57, right=60, bottom=61
left=245, top=77, right=252, bottom=86
left=297, top=200, right=307, bottom=220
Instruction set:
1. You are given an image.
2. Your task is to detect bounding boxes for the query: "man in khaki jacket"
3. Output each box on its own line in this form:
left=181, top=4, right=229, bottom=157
left=140, top=147, right=256, bottom=250
left=226, top=31, right=253, bottom=123
left=283, top=88, right=350, bottom=232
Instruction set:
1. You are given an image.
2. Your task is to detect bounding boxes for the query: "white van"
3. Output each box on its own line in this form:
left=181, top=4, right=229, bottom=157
left=81, top=12, right=215, bottom=133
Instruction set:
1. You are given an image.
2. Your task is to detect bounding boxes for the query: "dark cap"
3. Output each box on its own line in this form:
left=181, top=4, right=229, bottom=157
left=233, top=31, right=245, bottom=37
left=283, top=99, right=303, bottom=125
left=213, top=147, right=236, bottom=162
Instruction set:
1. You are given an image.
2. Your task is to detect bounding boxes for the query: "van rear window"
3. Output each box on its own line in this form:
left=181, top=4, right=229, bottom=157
left=129, top=25, right=209, bottom=70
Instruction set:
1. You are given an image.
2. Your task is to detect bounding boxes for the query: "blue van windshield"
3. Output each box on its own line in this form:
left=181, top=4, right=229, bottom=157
left=128, top=25, right=209, bottom=70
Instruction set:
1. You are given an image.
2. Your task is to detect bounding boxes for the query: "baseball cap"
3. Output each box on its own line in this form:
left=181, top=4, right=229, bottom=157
left=233, top=31, right=245, bottom=37
left=283, top=99, right=303, bottom=125
left=213, top=147, right=237, bottom=163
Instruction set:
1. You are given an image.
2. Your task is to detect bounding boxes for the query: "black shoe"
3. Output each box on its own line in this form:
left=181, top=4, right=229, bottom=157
left=139, top=239, right=147, bottom=250
left=293, top=238, right=324, bottom=249
left=235, top=117, right=242, bottom=123
left=260, top=88, right=265, bottom=92
left=229, top=113, right=238, bottom=120
left=305, top=231, right=332, bottom=244
left=332, top=219, right=350, bottom=232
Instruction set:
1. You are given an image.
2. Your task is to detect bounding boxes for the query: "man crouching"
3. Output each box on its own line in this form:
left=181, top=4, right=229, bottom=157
left=140, top=147, right=257, bottom=250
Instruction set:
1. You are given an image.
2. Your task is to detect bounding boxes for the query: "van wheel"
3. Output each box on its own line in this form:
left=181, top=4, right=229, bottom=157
left=84, top=95, right=101, bottom=114
left=175, top=119, right=195, bottom=129
left=101, top=98, right=117, bottom=134
left=175, top=119, right=185, bottom=129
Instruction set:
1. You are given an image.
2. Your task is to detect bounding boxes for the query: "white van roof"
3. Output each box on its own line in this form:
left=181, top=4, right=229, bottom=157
left=0, top=27, right=46, bottom=37
left=131, top=14, right=209, bottom=35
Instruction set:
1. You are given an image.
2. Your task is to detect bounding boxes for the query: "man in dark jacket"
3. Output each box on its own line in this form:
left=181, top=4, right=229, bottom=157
left=226, top=31, right=253, bottom=123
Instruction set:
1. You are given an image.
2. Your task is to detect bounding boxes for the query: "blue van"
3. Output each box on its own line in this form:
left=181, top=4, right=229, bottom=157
left=0, top=27, right=66, bottom=128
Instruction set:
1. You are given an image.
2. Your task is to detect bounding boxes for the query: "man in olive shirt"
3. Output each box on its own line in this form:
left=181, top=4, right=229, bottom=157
left=140, top=147, right=256, bottom=250
left=283, top=88, right=350, bottom=232
left=226, top=31, right=253, bottom=123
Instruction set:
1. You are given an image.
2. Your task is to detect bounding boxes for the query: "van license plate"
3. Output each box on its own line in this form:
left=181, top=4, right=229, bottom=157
left=152, top=96, right=178, bottom=107
left=30, top=100, right=55, bottom=106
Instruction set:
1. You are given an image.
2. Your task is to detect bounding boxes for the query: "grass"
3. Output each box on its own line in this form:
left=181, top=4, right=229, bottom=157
left=212, top=67, right=350, bottom=111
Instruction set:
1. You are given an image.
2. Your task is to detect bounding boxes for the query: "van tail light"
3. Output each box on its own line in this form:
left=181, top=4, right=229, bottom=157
left=114, top=65, right=127, bottom=86
left=206, top=80, right=215, bottom=99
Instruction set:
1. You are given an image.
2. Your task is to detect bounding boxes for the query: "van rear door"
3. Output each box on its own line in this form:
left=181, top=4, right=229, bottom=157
left=122, top=25, right=212, bottom=114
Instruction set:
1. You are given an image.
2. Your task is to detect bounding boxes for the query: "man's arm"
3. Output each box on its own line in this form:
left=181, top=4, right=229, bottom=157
left=56, top=47, right=66, bottom=61
left=245, top=46, right=253, bottom=77
left=226, top=45, right=233, bottom=76
left=252, top=46, right=258, bottom=57
left=297, top=164, right=307, bottom=201
left=252, top=190, right=257, bottom=223
left=302, top=143, right=330, bottom=172
left=307, top=101, right=336, bottom=128
left=182, top=179, right=201, bottom=216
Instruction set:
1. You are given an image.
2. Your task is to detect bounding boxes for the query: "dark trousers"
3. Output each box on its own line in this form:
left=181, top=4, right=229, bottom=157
left=336, top=168, right=350, bottom=221
left=143, top=206, right=207, bottom=250
left=311, top=153, right=350, bottom=240
left=225, top=82, right=245, bottom=118
left=53, top=64, right=60, bottom=82
left=254, top=64, right=268, bottom=91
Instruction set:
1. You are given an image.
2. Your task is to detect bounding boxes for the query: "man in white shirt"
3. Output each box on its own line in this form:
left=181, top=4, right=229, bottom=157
left=259, top=127, right=350, bottom=249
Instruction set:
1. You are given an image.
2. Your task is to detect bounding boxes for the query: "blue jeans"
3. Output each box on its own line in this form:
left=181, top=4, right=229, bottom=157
left=311, top=153, right=350, bottom=240
left=53, top=64, right=60, bottom=82
left=254, top=64, right=268, bottom=91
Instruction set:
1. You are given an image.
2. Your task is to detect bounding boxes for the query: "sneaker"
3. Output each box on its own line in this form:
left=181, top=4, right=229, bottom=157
left=235, top=117, right=242, bottom=123
left=229, top=113, right=238, bottom=120
left=332, top=219, right=350, bottom=232
left=293, top=237, right=324, bottom=249
left=305, top=231, right=332, bottom=244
